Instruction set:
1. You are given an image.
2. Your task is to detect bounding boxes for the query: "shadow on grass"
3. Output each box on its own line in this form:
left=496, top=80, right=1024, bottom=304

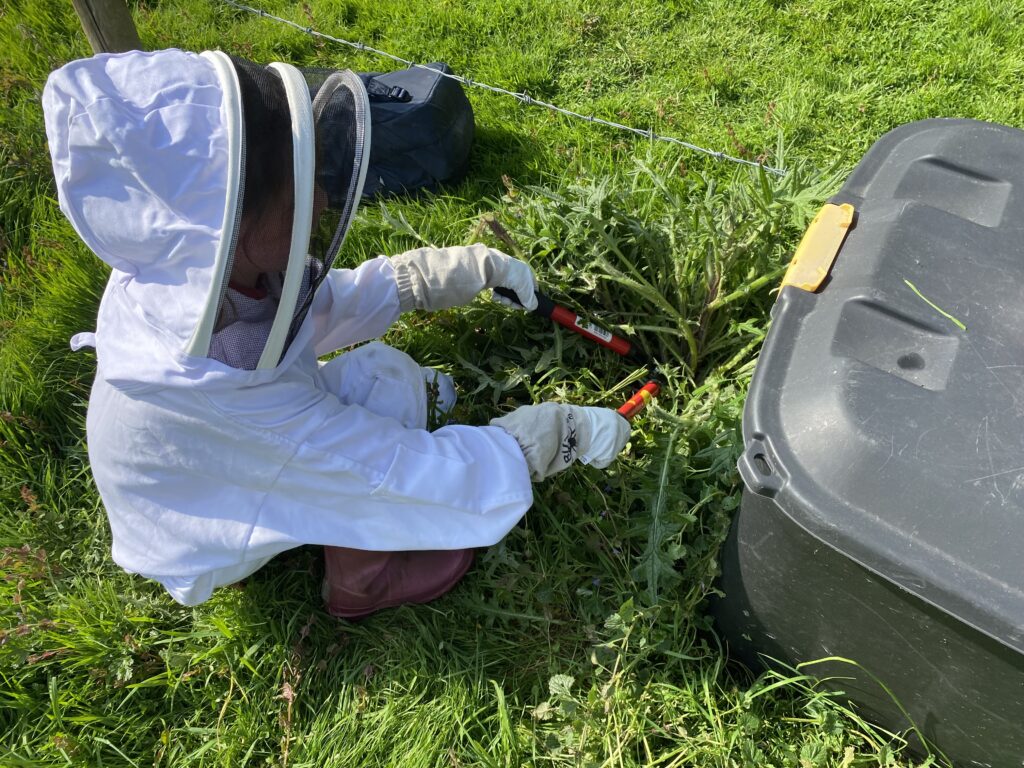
left=468, top=123, right=564, bottom=193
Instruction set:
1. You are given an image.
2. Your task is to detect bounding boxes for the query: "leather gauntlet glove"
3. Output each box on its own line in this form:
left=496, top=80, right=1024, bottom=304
left=389, top=244, right=538, bottom=312
left=490, top=403, right=630, bottom=481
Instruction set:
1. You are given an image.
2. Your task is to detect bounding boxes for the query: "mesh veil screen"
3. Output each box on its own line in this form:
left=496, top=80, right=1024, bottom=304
left=207, top=59, right=367, bottom=370
left=206, top=57, right=295, bottom=370
left=284, top=70, right=368, bottom=355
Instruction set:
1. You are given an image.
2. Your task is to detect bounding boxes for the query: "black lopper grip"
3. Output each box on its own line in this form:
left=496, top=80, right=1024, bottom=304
left=493, top=287, right=555, bottom=318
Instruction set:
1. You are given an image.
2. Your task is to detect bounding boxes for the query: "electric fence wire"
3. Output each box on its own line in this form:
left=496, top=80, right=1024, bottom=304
left=216, top=0, right=787, bottom=176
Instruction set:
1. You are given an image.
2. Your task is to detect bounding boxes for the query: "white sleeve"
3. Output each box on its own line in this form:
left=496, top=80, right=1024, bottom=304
left=260, top=403, right=535, bottom=552
left=311, top=257, right=403, bottom=356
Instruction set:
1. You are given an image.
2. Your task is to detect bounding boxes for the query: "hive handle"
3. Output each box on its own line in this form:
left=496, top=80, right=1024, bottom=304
left=738, top=438, right=785, bottom=498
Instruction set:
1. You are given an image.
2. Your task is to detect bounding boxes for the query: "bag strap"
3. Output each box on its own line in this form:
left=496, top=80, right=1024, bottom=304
left=363, top=76, right=412, bottom=103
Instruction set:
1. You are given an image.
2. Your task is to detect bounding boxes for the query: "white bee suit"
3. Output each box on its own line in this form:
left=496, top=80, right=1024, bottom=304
left=43, top=49, right=533, bottom=606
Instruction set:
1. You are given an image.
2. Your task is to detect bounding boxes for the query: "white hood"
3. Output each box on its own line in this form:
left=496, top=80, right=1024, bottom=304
left=42, top=49, right=361, bottom=389
left=44, top=50, right=242, bottom=386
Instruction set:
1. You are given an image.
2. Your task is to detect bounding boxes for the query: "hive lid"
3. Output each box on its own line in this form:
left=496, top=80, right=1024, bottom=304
left=742, top=119, right=1024, bottom=655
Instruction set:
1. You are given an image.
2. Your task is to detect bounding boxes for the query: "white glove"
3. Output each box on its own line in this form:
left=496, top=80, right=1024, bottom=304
left=578, top=407, right=632, bottom=468
left=389, top=244, right=538, bottom=312
left=490, top=403, right=630, bottom=481
left=489, top=257, right=538, bottom=312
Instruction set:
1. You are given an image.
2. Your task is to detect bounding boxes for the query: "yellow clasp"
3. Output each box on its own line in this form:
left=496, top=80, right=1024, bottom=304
left=780, top=203, right=855, bottom=292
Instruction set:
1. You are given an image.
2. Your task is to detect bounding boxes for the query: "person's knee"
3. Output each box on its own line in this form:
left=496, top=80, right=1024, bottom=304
left=322, top=342, right=430, bottom=429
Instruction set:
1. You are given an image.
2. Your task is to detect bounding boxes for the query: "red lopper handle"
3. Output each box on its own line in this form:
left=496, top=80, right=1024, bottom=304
left=617, top=380, right=660, bottom=420
left=494, top=287, right=641, bottom=361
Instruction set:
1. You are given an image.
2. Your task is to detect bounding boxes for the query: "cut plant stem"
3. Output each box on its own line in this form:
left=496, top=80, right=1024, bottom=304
left=707, top=265, right=788, bottom=311
left=903, top=279, right=967, bottom=331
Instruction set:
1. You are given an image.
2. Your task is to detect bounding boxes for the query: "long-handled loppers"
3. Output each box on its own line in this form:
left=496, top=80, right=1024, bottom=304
left=494, top=287, right=662, bottom=420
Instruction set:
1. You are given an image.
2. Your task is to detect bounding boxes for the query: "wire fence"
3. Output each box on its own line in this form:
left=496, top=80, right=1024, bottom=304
left=215, top=0, right=787, bottom=176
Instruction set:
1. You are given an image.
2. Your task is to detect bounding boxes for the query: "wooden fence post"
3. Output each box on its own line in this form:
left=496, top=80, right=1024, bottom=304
left=71, top=0, right=142, bottom=54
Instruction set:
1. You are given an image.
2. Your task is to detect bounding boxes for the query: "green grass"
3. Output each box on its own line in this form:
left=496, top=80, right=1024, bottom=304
left=2, top=0, right=1020, bottom=764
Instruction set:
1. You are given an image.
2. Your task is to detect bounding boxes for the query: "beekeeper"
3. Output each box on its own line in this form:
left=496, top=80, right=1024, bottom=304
left=42, top=49, right=630, bottom=618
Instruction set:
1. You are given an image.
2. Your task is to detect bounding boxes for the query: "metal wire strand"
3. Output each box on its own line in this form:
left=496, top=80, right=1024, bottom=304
left=216, top=0, right=787, bottom=176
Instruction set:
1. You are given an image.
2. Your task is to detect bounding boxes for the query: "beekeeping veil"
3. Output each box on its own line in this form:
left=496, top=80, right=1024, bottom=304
left=42, top=49, right=370, bottom=374
left=213, top=54, right=371, bottom=369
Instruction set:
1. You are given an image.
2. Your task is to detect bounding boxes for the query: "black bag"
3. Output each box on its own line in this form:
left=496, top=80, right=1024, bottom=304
left=355, top=63, right=474, bottom=198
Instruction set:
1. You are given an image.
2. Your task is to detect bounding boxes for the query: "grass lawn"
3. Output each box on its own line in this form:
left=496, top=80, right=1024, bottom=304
left=2, top=0, right=1021, bottom=765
